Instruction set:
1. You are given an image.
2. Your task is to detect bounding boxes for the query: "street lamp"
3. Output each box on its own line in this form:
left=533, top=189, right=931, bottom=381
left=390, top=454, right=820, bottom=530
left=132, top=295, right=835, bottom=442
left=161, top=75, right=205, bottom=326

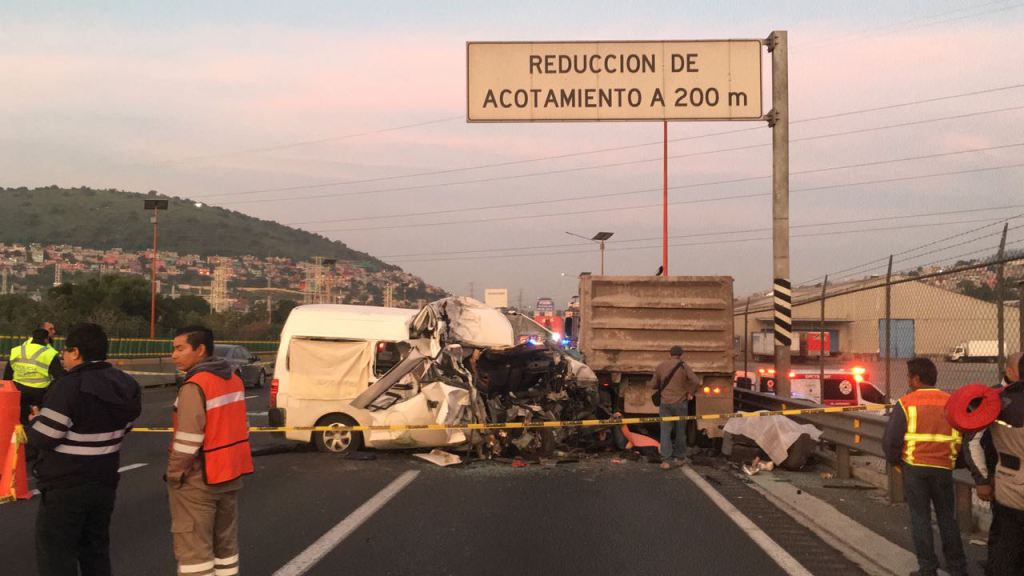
left=143, top=199, right=169, bottom=338
left=566, top=231, right=614, bottom=275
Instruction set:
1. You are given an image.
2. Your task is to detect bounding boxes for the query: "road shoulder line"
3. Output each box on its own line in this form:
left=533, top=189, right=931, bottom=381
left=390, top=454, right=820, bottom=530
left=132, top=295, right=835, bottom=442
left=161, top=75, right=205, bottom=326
left=745, top=473, right=919, bottom=576
left=272, top=469, right=420, bottom=576
left=682, top=466, right=812, bottom=576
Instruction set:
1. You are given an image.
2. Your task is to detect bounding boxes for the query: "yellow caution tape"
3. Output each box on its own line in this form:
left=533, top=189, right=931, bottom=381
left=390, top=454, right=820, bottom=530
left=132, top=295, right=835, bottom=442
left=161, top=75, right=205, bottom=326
left=130, top=403, right=892, bottom=434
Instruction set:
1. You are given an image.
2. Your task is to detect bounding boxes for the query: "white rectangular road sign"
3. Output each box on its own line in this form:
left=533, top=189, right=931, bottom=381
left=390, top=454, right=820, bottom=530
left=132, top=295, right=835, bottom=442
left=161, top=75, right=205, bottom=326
left=467, top=40, right=763, bottom=122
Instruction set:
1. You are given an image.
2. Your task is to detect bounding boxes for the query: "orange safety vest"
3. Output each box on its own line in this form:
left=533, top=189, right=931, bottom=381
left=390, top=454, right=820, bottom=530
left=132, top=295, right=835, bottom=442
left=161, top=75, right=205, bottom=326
left=899, top=387, right=961, bottom=470
left=172, top=371, right=254, bottom=485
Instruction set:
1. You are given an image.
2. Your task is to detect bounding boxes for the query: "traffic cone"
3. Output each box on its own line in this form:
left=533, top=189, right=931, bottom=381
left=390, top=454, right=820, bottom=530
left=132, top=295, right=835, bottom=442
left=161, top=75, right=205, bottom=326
left=0, top=380, right=32, bottom=502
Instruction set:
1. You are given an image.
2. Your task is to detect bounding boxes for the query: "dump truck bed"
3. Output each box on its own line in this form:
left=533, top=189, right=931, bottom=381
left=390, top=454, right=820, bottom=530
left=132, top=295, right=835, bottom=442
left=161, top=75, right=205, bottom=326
left=578, top=275, right=734, bottom=376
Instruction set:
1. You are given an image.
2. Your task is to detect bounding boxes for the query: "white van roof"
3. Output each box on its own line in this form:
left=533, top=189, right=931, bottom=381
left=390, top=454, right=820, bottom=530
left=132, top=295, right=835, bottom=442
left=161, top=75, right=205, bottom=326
left=282, top=304, right=417, bottom=342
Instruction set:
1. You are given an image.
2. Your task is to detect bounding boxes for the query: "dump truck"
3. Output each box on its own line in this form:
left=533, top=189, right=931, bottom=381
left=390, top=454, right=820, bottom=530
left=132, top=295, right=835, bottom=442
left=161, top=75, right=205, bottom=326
left=577, top=274, right=734, bottom=438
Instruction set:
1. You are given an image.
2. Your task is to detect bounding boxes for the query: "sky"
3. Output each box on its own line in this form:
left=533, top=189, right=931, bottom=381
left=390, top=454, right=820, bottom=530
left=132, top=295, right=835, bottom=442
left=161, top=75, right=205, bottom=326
left=2, top=0, right=1023, bottom=308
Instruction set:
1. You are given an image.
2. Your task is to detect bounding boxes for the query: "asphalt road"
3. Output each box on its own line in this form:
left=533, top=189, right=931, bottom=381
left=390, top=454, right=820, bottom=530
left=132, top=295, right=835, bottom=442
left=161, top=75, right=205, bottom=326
left=0, top=384, right=866, bottom=576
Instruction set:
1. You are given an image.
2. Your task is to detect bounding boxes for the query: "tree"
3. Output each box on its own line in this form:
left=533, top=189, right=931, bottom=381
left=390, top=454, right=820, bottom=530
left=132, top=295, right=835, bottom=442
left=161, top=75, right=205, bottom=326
left=272, top=300, right=299, bottom=324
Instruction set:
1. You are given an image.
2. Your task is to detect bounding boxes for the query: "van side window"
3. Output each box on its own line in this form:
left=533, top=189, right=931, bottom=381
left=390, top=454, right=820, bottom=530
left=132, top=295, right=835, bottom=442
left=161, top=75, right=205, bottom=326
left=375, top=342, right=401, bottom=376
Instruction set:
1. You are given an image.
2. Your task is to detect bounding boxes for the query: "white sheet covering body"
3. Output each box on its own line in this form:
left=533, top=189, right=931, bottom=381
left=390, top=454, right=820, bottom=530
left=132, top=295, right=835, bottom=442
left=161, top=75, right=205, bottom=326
left=723, top=412, right=822, bottom=465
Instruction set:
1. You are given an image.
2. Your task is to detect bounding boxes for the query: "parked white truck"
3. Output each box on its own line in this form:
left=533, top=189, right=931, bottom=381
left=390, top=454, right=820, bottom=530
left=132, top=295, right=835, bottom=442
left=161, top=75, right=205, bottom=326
left=947, top=340, right=1007, bottom=363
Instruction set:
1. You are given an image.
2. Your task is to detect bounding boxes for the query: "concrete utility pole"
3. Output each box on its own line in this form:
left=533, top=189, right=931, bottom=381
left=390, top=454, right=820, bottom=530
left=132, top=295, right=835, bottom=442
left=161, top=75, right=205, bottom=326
left=769, top=30, right=792, bottom=397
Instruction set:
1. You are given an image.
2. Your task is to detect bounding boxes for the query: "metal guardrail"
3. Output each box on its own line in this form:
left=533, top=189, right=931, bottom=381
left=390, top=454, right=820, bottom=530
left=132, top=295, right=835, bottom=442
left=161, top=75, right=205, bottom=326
left=734, top=388, right=978, bottom=532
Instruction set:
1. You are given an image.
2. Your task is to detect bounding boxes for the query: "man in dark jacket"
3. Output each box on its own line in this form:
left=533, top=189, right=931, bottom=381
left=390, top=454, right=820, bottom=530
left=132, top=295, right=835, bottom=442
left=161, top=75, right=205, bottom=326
left=27, top=323, right=142, bottom=576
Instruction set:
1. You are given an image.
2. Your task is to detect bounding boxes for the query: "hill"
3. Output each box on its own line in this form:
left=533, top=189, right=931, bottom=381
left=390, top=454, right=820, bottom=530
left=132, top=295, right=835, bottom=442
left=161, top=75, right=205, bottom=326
left=0, top=186, right=392, bottom=269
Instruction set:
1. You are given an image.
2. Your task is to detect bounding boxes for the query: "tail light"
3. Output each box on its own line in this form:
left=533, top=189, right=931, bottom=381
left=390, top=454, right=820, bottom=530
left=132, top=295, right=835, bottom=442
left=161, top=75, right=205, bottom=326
left=703, top=386, right=711, bottom=394
left=758, top=368, right=766, bottom=375
left=712, top=386, right=721, bottom=395
left=270, top=378, right=279, bottom=409
left=788, top=371, right=796, bottom=378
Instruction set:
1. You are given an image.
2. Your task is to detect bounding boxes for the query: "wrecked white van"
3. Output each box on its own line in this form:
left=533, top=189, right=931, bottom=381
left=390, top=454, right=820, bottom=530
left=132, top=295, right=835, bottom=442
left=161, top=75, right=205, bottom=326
left=273, top=297, right=604, bottom=456
left=268, top=304, right=417, bottom=452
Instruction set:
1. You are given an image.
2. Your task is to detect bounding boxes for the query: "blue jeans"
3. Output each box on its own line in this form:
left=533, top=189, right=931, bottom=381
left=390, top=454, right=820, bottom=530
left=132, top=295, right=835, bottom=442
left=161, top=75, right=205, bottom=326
left=659, top=400, right=689, bottom=461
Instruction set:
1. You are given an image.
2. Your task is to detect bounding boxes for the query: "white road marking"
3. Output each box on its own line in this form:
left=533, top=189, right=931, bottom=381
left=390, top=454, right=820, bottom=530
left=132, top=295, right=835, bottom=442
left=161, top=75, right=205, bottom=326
left=31, top=489, right=41, bottom=496
left=118, top=463, right=149, bottom=473
left=245, top=395, right=259, bottom=400
left=682, top=467, right=812, bottom=576
left=273, top=470, right=420, bottom=576
left=247, top=412, right=268, bottom=417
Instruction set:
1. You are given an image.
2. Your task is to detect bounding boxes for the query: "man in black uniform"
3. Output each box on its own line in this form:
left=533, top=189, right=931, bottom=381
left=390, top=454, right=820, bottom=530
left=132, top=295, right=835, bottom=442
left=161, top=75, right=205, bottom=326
left=27, top=323, right=142, bottom=576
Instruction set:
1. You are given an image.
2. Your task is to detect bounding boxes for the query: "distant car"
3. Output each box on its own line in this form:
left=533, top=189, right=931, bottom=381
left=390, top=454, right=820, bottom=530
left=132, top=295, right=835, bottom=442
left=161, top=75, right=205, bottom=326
left=213, top=344, right=269, bottom=388
left=177, top=344, right=270, bottom=388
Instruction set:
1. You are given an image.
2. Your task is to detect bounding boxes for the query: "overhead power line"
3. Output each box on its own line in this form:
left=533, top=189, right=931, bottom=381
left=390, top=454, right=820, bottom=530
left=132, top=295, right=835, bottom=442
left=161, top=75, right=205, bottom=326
left=823, top=219, right=1024, bottom=282
left=286, top=105, right=1024, bottom=226
left=192, top=83, right=1024, bottom=203
left=796, top=212, right=1024, bottom=286
left=310, top=145, right=1024, bottom=233
left=384, top=217, right=1021, bottom=265
left=379, top=205, right=1024, bottom=259
left=151, top=116, right=464, bottom=165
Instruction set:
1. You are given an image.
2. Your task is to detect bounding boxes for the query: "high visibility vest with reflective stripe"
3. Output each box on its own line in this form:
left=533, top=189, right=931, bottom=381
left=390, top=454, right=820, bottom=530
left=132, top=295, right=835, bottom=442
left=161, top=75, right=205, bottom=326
left=173, top=371, right=254, bottom=485
left=9, top=342, right=58, bottom=389
left=900, top=388, right=961, bottom=470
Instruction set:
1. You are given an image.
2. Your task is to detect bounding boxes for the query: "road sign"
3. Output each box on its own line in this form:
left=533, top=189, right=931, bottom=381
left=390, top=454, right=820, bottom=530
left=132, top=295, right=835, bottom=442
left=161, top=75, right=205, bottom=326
left=467, top=40, right=763, bottom=122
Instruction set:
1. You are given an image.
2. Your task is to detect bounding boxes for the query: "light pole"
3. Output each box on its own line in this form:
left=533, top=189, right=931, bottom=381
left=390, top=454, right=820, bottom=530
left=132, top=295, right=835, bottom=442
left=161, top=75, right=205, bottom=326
left=565, top=231, right=614, bottom=275
left=143, top=199, right=169, bottom=338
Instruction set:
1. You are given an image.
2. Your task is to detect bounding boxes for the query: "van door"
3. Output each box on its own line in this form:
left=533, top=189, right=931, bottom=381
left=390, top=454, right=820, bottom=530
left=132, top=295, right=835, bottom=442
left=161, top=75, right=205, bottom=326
left=288, top=338, right=374, bottom=401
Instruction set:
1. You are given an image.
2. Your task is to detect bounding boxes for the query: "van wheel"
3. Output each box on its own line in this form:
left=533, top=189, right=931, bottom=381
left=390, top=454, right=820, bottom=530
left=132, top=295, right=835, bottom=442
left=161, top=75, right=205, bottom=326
left=313, top=414, right=363, bottom=454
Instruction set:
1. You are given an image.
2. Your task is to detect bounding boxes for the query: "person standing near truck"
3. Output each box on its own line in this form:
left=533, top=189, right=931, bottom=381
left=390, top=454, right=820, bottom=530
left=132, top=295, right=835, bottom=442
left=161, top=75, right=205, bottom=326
left=883, top=357, right=967, bottom=576
left=649, top=345, right=700, bottom=470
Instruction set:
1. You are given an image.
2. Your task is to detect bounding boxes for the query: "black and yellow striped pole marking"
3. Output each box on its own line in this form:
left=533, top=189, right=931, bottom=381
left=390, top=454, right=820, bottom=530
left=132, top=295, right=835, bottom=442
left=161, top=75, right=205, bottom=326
left=773, top=277, right=793, bottom=347
left=130, top=403, right=892, bottom=434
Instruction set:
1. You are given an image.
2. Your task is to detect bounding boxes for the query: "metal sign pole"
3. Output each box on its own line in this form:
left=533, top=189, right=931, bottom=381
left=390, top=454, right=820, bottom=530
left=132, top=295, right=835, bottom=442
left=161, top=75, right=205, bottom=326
left=769, top=30, right=792, bottom=398
left=663, top=120, right=669, bottom=277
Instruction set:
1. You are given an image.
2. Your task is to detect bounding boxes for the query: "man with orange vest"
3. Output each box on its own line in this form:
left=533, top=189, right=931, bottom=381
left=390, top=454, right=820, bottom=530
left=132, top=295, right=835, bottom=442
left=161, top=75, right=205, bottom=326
left=168, top=326, right=253, bottom=576
left=883, top=357, right=967, bottom=576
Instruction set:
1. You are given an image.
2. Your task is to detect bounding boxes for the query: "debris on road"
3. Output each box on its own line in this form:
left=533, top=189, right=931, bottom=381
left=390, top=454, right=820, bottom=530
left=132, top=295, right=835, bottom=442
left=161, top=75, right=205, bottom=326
left=742, top=456, right=775, bottom=476
left=414, top=449, right=462, bottom=467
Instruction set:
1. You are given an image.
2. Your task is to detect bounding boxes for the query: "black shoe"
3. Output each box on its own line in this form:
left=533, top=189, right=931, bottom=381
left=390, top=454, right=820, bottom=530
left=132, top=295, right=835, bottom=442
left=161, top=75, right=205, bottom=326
left=909, top=571, right=937, bottom=576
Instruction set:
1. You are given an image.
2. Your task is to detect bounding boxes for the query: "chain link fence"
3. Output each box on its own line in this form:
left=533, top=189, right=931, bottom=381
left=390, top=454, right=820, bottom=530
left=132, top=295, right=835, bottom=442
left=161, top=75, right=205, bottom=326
left=737, top=255, right=1023, bottom=400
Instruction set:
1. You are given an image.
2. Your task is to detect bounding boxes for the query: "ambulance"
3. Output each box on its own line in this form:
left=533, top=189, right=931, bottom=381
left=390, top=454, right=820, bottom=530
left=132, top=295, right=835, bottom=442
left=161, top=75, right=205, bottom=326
left=754, top=365, right=887, bottom=406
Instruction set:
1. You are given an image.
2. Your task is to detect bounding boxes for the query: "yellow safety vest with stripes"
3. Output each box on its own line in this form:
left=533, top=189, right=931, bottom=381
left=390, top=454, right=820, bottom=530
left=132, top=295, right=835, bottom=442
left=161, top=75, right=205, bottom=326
left=900, top=387, right=961, bottom=470
left=9, top=341, right=59, bottom=389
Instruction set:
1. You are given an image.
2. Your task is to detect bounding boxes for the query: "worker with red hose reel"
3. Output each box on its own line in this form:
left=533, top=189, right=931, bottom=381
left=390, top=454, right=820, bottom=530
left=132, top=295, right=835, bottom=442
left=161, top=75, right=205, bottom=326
left=949, top=352, right=1024, bottom=576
